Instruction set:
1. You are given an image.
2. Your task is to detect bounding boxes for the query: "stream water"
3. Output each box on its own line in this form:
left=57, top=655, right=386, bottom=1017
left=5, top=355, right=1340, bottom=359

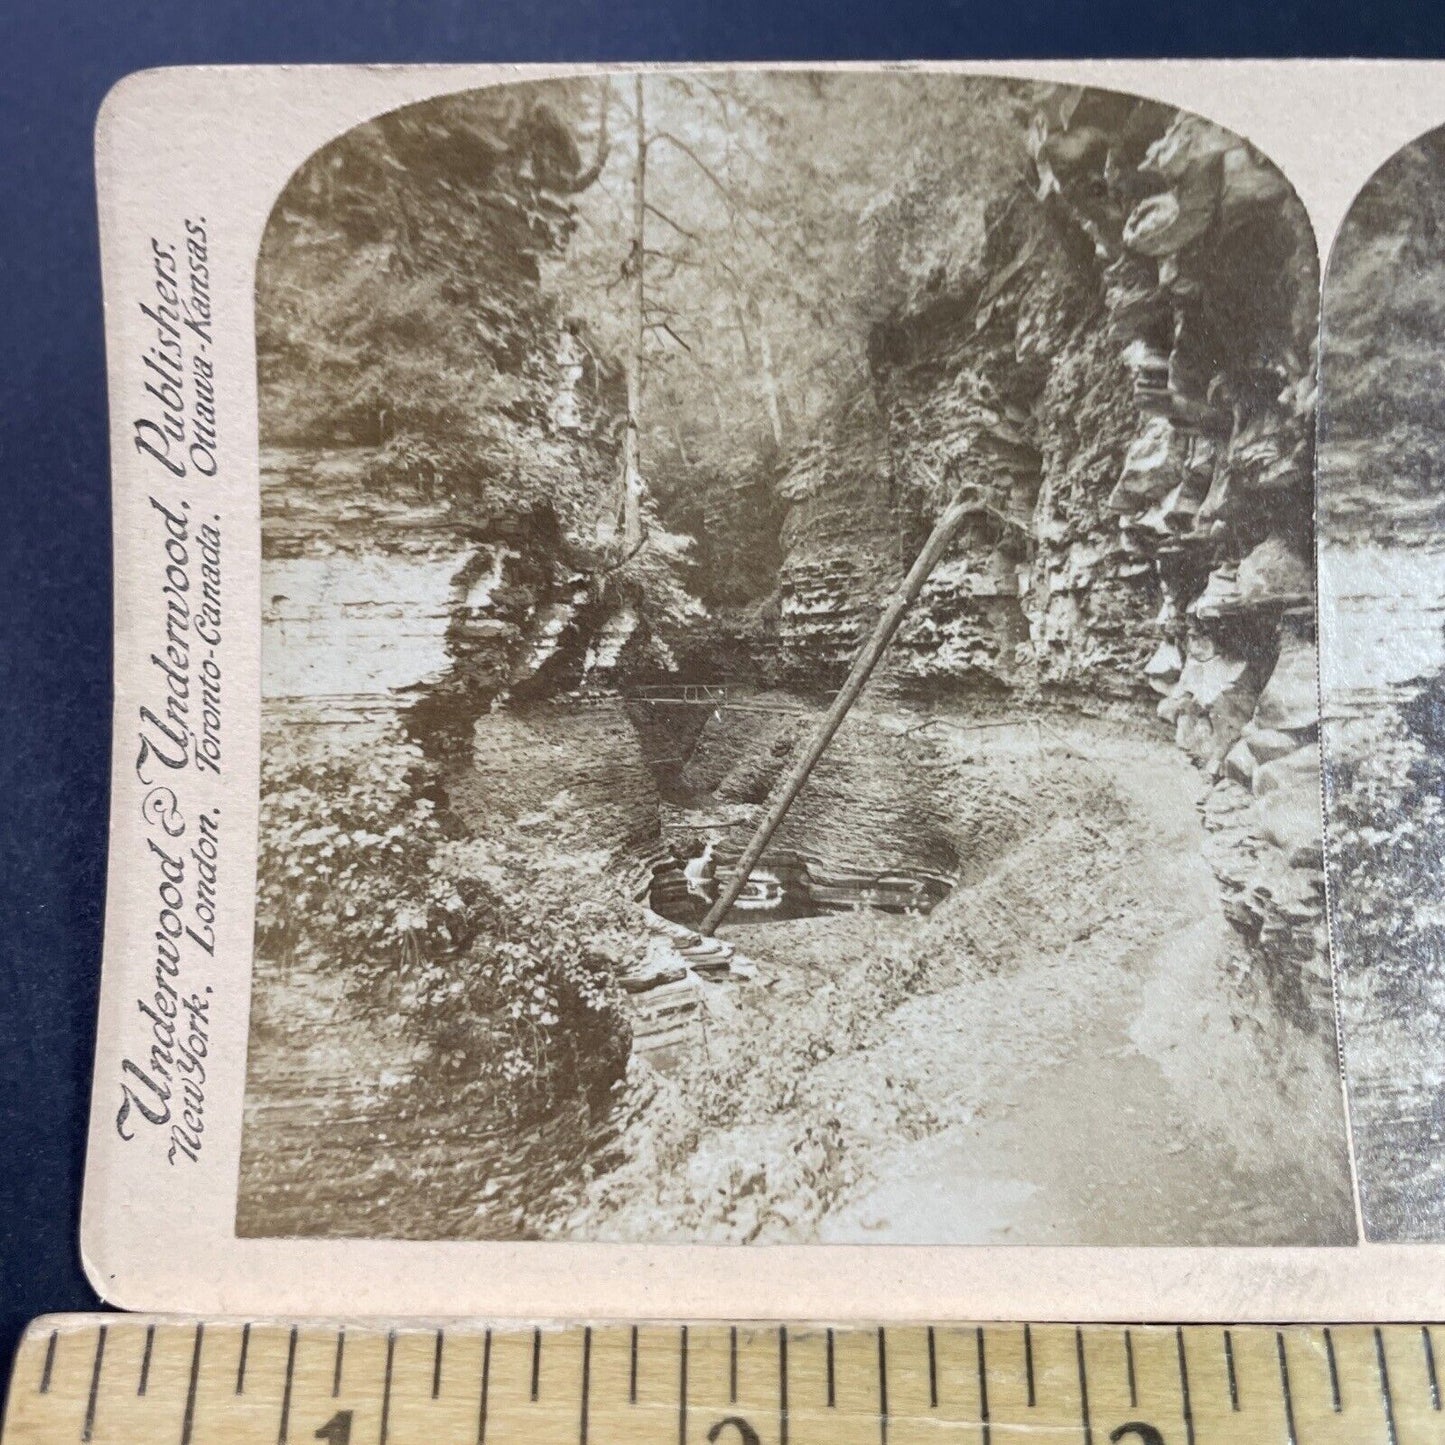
left=241, top=500, right=1404, bottom=1244
left=647, top=845, right=951, bottom=926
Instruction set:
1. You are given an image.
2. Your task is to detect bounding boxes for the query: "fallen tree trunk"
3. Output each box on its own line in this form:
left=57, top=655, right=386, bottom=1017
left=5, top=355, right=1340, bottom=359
left=699, top=496, right=972, bottom=935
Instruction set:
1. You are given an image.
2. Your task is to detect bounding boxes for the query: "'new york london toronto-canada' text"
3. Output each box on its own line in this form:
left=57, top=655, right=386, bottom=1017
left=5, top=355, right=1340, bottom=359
left=116, top=218, right=227, bottom=1169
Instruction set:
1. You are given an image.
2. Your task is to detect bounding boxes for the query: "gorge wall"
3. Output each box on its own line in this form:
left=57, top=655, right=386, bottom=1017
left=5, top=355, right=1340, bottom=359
left=258, top=83, right=1330, bottom=1022
left=258, top=90, right=645, bottom=749
left=776, top=90, right=1326, bottom=1018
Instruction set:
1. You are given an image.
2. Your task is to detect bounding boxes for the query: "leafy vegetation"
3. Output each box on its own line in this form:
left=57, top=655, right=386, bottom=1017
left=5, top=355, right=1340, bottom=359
left=257, top=724, right=634, bottom=1124
left=257, top=85, right=622, bottom=535
left=1329, top=720, right=1445, bottom=1005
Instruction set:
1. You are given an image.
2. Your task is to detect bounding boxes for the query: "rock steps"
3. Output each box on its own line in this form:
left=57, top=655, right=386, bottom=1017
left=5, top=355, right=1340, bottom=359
left=620, top=914, right=756, bottom=1058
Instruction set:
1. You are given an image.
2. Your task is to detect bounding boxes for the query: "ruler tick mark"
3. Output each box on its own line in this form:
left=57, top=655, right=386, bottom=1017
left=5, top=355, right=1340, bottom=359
left=1223, top=1328, right=1239, bottom=1411
left=579, top=1327, right=591, bottom=1445
left=877, top=1328, right=889, bottom=1445
left=632, top=1326, right=640, bottom=1405
left=1176, top=1327, right=1195, bottom=1445
left=181, top=1324, right=205, bottom=1445
left=1376, top=1327, right=1399, bottom=1445
left=1424, top=1325, right=1441, bottom=1410
left=1124, top=1328, right=1136, bottom=1409
left=1024, top=1322, right=1035, bottom=1408
left=927, top=1325, right=937, bottom=1408
left=727, top=1326, right=735, bottom=1405
left=778, top=1326, right=788, bottom=1445
left=138, top=1325, right=155, bottom=1397
left=679, top=1326, right=689, bottom=1445
left=38, top=1328, right=57, bottom=1394
left=380, top=1332, right=396, bottom=1445
left=827, top=1328, right=836, bottom=1408
left=433, top=1329, right=444, bottom=1400
left=532, top=1328, right=542, bottom=1403
left=332, top=1329, right=345, bottom=1399
left=237, top=1322, right=252, bottom=1395
left=82, top=1324, right=107, bottom=1443
left=1324, top=1326, right=1341, bottom=1412
left=277, top=1326, right=297, bottom=1445
left=1075, top=1327, right=1090, bottom=1445
left=477, top=1330, right=492, bottom=1445
left=978, top=1328, right=992, bottom=1445
left=1275, top=1332, right=1296, bottom=1445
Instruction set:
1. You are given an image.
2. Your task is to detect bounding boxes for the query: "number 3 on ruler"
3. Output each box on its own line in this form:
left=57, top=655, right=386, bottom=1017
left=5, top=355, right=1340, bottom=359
left=315, top=1410, right=353, bottom=1444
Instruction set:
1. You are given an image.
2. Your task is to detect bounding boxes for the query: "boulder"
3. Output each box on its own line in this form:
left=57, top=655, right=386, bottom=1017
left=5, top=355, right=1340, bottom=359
left=1159, top=479, right=1203, bottom=530
left=1123, top=186, right=1216, bottom=258
left=1253, top=630, right=1319, bottom=733
left=1206, top=672, right=1260, bottom=764
left=1108, top=415, right=1183, bottom=512
left=1219, top=145, right=1292, bottom=218
left=1195, top=466, right=1237, bottom=526
left=1190, top=564, right=1244, bottom=619
left=1235, top=535, right=1312, bottom=610
left=1176, top=650, right=1250, bottom=707
left=1253, top=744, right=1324, bottom=867
left=1157, top=686, right=1189, bottom=725
left=1144, top=639, right=1183, bottom=693
left=1241, top=726, right=1306, bottom=766
left=1227, top=410, right=1309, bottom=496
left=1223, top=737, right=1256, bottom=787
left=1141, top=113, right=1236, bottom=183
left=1169, top=652, right=1257, bottom=763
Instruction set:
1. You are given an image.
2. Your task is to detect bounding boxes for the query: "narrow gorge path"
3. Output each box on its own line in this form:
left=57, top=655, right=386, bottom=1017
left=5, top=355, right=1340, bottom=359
left=812, top=722, right=1353, bottom=1246
left=578, top=709, right=1356, bottom=1246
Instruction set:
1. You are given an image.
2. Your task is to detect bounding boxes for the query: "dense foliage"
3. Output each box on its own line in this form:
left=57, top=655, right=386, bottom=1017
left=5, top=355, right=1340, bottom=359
left=258, top=74, right=1036, bottom=624
left=1329, top=719, right=1445, bottom=1005
left=554, top=73, right=1034, bottom=608
left=257, top=85, right=622, bottom=533
left=257, top=725, right=634, bottom=1122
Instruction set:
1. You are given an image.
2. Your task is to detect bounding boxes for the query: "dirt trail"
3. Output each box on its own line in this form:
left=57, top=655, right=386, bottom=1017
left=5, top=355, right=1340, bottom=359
left=573, top=709, right=1357, bottom=1245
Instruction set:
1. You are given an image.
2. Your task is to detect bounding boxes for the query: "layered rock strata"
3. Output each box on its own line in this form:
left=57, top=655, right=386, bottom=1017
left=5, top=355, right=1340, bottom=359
left=778, top=91, right=1326, bottom=1016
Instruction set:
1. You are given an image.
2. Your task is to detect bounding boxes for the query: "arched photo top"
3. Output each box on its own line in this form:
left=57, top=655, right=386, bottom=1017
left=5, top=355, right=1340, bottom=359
left=1318, top=119, right=1445, bottom=1244
left=1321, top=123, right=1445, bottom=545
left=253, top=71, right=1319, bottom=475
left=240, top=68, right=1352, bottom=1259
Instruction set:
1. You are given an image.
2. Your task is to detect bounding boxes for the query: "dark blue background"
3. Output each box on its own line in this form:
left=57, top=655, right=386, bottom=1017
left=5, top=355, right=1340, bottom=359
left=0, top=0, right=1437, bottom=1386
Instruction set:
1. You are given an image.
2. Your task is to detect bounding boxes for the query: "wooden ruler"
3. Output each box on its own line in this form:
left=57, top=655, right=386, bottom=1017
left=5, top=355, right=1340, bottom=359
left=5, top=1318, right=1445, bottom=1445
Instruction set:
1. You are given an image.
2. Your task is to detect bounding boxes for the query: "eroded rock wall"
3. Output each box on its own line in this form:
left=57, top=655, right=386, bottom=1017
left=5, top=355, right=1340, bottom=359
left=776, top=91, right=1326, bottom=1016
left=448, top=703, right=660, bottom=858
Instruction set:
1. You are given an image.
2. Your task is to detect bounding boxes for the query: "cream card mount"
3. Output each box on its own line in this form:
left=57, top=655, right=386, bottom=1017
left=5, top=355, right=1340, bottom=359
left=84, top=60, right=1445, bottom=1318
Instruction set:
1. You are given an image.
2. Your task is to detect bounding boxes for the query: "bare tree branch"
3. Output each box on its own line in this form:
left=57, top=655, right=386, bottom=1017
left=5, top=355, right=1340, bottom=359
left=644, top=202, right=702, bottom=242
left=647, top=130, right=780, bottom=253
left=645, top=320, right=694, bottom=352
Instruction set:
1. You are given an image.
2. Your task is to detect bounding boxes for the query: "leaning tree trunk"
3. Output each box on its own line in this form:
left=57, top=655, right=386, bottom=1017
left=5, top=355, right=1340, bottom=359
left=620, top=74, right=646, bottom=551
left=699, top=497, right=973, bottom=935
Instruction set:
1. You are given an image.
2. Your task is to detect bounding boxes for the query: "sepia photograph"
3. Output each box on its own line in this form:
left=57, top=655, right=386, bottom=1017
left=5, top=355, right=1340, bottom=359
left=236, top=71, right=1355, bottom=1246
left=1321, top=123, right=1445, bottom=1243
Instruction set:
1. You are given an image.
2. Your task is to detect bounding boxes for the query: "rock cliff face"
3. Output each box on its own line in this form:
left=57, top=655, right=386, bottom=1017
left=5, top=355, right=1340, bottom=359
left=1317, top=127, right=1445, bottom=1237
left=449, top=703, right=660, bottom=858
left=776, top=91, right=1326, bottom=1016
left=258, top=94, right=650, bottom=753
left=260, top=445, right=619, bottom=750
